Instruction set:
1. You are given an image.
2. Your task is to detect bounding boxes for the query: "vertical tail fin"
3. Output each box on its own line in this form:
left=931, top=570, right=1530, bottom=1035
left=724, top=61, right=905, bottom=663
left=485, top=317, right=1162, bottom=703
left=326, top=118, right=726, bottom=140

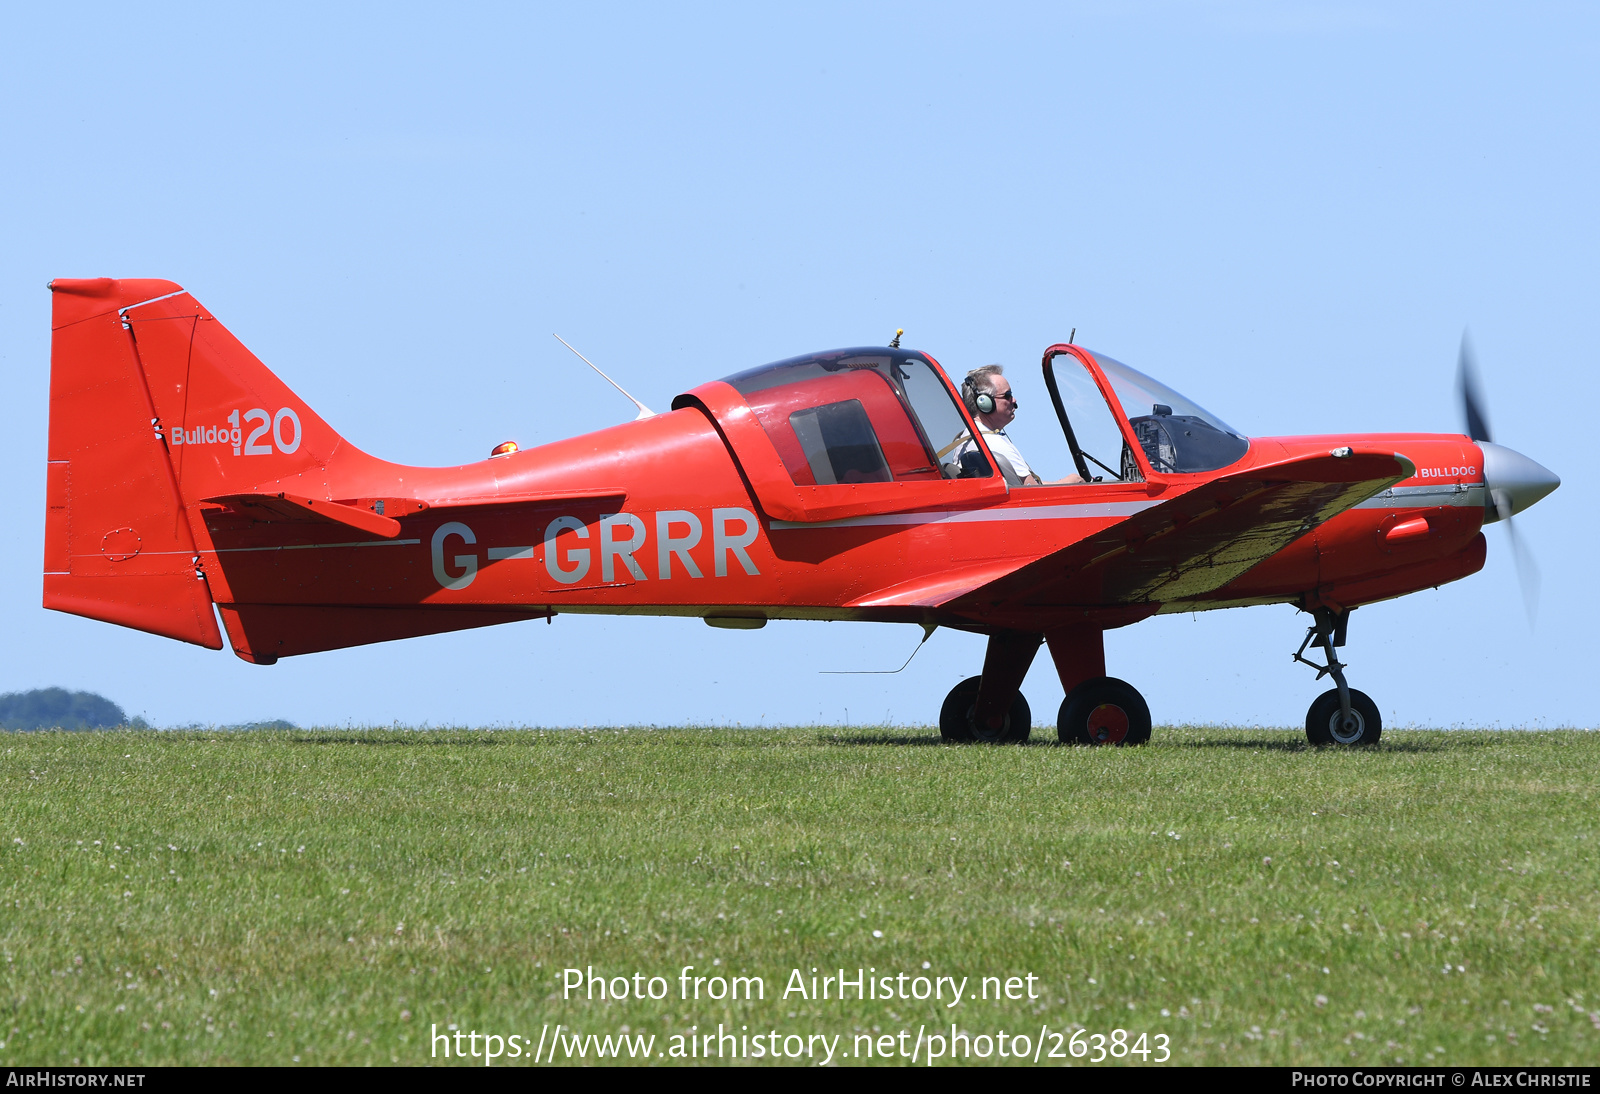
left=120, top=287, right=345, bottom=504
left=44, top=279, right=359, bottom=649
left=44, top=279, right=223, bottom=647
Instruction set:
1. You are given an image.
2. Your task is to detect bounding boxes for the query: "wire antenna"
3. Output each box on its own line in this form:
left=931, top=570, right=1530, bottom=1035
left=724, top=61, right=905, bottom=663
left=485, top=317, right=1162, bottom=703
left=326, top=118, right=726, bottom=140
left=552, top=334, right=657, bottom=420
left=821, top=624, right=936, bottom=674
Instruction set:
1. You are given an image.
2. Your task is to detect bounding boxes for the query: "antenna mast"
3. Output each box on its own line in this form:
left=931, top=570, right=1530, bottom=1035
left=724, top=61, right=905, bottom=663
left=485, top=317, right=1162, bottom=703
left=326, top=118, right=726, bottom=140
left=552, top=334, right=657, bottom=420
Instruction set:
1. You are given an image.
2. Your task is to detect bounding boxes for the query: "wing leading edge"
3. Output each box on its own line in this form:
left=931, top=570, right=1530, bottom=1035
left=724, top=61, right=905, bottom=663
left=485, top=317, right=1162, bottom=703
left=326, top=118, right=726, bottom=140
left=941, top=448, right=1415, bottom=627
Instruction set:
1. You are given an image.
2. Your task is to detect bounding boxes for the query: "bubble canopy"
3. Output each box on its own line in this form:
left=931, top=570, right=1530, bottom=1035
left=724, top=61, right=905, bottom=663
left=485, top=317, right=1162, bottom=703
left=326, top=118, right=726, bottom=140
left=715, top=345, right=1250, bottom=486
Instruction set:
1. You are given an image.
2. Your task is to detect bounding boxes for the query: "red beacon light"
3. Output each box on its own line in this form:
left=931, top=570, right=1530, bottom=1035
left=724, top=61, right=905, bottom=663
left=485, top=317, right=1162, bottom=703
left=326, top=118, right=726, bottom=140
left=489, top=441, right=518, bottom=458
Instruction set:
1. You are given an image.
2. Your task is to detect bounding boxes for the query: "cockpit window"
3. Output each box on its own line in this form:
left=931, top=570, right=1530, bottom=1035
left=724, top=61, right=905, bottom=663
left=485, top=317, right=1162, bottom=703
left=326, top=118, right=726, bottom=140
left=724, top=349, right=991, bottom=485
left=788, top=399, right=890, bottom=484
left=1090, top=352, right=1250, bottom=474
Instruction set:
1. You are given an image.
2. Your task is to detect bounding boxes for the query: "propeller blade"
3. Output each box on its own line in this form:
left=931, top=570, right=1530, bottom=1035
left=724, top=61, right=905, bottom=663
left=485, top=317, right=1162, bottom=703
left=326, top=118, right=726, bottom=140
left=1493, top=490, right=1541, bottom=626
left=1460, top=335, right=1551, bottom=626
left=1457, top=330, right=1492, bottom=443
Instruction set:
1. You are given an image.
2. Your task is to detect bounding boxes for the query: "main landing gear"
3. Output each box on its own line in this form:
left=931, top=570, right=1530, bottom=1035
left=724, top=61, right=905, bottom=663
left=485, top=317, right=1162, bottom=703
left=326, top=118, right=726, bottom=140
left=938, top=628, right=1152, bottom=745
left=1292, top=607, right=1382, bottom=747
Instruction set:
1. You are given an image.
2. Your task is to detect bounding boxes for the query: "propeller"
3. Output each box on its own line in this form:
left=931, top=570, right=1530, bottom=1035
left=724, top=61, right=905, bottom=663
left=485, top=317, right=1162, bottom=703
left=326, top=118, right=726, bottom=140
left=1457, top=332, right=1493, bottom=446
left=1457, top=331, right=1556, bottom=624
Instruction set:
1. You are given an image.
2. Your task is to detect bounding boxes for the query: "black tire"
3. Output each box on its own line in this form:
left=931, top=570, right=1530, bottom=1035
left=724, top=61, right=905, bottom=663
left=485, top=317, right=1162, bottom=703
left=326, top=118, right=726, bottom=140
left=1305, top=688, right=1381, bottom=746
left=939, top=676, right=1032, bottom=744
left=1057, top=677, right=1152, bottom=746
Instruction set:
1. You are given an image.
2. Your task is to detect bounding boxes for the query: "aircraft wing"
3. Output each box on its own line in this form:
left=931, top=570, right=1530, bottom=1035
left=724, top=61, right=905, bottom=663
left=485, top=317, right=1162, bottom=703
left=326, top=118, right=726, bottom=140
left=942, top=448, right=1415, bottom=618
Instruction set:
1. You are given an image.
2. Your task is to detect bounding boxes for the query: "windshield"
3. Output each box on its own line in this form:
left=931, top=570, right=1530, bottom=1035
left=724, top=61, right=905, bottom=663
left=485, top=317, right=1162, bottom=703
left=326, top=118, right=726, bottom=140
left=724, top=348, right=991, bottom=485
left=1090, top=353, right=1243, bottom=436
left=1089, top=351, right=1249, bottom=474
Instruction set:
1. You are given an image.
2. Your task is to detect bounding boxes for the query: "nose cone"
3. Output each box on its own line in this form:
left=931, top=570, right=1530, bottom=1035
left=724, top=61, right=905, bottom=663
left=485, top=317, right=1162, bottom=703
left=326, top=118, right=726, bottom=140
left=1480, top=442, right=1560, bottom=522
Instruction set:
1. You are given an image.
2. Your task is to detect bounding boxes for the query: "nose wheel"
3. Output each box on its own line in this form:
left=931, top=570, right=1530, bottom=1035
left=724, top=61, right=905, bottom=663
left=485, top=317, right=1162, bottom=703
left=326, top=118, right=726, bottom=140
left=1293, top=607, right=1382, bottom=746
left=1306, top=687, right=1381, bottom=746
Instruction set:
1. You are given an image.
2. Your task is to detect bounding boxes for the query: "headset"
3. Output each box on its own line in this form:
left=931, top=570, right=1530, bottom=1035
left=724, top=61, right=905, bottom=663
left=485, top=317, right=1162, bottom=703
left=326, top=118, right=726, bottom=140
left=962, top=376, right=996, bottom=416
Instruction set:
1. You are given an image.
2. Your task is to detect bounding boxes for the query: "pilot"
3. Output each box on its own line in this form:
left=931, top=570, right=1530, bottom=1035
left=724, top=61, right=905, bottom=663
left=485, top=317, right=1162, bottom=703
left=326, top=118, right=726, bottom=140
left=944, top=365, right=1080, bottom=486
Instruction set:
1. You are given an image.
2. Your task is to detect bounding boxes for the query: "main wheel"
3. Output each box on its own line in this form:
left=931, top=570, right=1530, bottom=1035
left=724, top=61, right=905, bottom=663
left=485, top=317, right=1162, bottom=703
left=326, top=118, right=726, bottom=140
left=1305, top=688, right=1381, bottom=746
left=939, top=676, right=1032, bottom=744
left=1058, top=677, right=1152, bottom=745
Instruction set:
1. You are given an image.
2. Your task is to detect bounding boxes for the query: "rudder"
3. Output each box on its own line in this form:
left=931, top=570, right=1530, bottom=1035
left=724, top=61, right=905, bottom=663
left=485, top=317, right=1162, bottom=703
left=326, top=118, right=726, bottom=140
left=44, top=278, right=223, bottom=648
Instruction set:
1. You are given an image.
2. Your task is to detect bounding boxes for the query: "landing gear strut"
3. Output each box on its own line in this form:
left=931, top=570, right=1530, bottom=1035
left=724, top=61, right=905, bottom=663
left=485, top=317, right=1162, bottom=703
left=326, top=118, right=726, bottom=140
left=939, top=630, right=1040, bottom=743
left=1293, top=607, right=1381, bottom=746
left=938, top=627, right=1153, bottom=746
left=1048, top=627, right=1150, bottom=745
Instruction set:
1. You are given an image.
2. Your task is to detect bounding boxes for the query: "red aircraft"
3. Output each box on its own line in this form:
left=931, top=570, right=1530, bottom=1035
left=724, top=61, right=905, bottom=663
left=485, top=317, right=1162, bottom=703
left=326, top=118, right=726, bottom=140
left=42, top=278, right=1559, bottom=746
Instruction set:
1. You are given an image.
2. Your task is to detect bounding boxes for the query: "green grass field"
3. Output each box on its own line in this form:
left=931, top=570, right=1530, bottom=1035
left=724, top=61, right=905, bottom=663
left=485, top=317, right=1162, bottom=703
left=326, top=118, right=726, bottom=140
left=2, top=726, right=1597, bottom=1067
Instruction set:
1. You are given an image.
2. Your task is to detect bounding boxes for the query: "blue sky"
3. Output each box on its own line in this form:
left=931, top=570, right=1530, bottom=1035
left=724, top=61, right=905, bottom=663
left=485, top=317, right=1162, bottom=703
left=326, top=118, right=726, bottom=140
left=1, top=3, right=1594, bottom=729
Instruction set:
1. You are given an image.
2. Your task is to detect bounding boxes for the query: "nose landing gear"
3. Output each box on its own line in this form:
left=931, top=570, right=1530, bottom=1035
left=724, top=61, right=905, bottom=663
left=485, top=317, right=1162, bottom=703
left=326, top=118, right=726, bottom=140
left=1293, top=607, right=1382, bottom=746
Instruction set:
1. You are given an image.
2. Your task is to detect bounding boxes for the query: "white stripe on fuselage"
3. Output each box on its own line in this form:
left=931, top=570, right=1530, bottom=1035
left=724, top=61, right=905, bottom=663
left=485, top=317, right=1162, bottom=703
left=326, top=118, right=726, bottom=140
left=208, top=538, right=423, bottom=554
left=771, top=481, right=1482, bottom=534
left=1352, top=483, right=1486, bottom=509
left=768, top=499, right=1161, bottom=531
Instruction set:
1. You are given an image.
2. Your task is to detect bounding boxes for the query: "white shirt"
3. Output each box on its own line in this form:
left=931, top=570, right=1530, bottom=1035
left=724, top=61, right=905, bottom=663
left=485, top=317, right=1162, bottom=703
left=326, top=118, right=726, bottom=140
left=941, top=427, right=1033, bottom=482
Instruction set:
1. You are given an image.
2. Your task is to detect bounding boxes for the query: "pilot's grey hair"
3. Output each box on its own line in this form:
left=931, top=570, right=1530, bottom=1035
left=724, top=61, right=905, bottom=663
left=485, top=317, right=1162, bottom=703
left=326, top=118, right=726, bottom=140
left=966, top=364, right=1005, bottom=393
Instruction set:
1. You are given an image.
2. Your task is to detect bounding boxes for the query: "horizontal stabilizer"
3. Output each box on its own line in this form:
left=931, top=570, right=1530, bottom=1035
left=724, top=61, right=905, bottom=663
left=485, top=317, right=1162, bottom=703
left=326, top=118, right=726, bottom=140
left=203, top=492, right=401, bottom=539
